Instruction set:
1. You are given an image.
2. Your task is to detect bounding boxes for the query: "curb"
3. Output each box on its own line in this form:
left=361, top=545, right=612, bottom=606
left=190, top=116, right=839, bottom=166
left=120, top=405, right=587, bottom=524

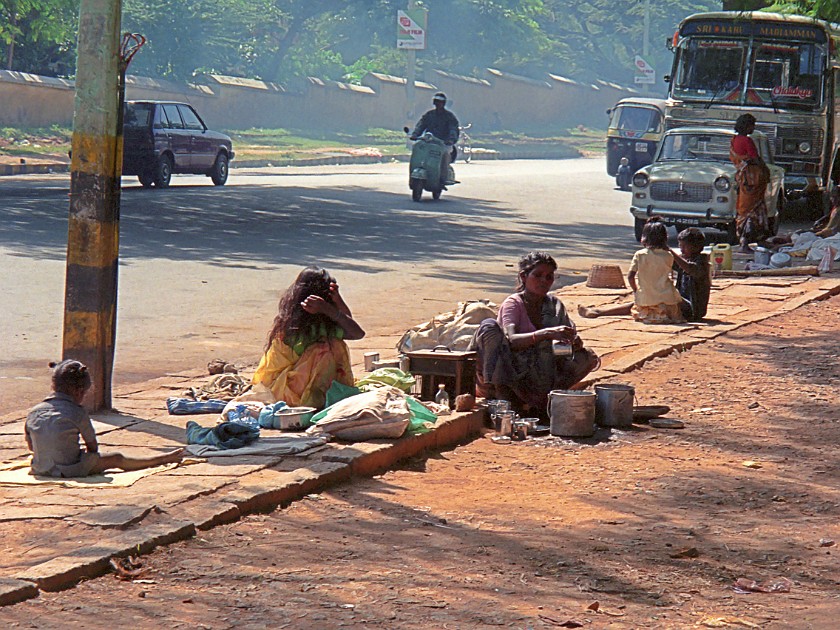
left=0, top=149, right=578, bottom=177
left=3, top=407, right=486, bottom=603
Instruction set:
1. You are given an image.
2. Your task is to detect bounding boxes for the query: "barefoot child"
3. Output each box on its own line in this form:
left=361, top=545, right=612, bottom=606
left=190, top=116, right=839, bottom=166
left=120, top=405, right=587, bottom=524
left=671, top=227, right=711, bottom=322
left=578, top=220, right=690, bottom=324
left=25, top=360, right=184, bottom=477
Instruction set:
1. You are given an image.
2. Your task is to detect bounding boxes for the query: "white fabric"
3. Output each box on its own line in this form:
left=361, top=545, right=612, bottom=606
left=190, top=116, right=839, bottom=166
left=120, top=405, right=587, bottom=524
left=397, top=300, right=498, bottom=352
left=306, top=386, right=411, bottom=441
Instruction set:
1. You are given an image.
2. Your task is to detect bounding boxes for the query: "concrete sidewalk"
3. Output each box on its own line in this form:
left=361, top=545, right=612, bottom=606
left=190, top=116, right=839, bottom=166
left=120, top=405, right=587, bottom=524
left=1, top=273, right=839, bottom=606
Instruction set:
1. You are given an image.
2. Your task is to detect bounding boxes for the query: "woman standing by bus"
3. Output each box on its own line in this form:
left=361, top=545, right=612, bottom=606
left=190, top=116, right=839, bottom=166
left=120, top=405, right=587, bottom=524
left=730, top=113, right=771, bottom=252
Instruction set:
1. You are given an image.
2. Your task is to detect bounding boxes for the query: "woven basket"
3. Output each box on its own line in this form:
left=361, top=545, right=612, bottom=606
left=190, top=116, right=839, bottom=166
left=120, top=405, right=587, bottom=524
left=586, top=264, right=626, bottom=289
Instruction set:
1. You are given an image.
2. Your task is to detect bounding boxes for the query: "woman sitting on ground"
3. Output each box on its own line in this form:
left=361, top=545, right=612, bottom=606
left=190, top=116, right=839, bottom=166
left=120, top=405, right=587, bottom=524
left=251, top=266, right=365, bottom=409
left=469, top=251, right=599, bottom=415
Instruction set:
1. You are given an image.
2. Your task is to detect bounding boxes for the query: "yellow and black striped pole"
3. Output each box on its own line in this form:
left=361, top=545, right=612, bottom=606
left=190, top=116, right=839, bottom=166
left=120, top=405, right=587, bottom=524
left=63, top=0, right=123, bottom=411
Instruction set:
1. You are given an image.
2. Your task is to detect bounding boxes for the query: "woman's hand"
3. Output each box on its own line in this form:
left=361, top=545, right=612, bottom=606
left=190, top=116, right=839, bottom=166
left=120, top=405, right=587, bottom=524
left=300, top=295, right=337, bottom=318
left=539, top=325, right=576, bottom=343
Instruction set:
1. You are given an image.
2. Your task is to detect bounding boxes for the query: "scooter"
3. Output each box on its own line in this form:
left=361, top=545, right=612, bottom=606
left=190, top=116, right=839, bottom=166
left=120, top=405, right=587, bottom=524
left=403, top=127, right=458, bottom=201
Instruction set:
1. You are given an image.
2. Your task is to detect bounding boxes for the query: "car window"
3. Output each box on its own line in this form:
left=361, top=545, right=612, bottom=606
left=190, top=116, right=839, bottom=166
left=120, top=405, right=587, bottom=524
left=153, top=106, right=167, bottom=129
left=178, top=105, right=205, bottom=131
left=755, top=137, right=772, bottom=163
left=124, top=103, right=152, bottom=128
left=659, top=133, right=731, bottom=162
left=161, top=104, right=184, bottom=129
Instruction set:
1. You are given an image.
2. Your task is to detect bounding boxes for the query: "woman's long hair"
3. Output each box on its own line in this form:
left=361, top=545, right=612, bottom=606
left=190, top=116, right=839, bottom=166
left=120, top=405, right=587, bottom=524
left=265, top=266, right=335, bottom=351
left=514, top=251, right=557, bottom=292
left=734, top=113, right=756, bottom=136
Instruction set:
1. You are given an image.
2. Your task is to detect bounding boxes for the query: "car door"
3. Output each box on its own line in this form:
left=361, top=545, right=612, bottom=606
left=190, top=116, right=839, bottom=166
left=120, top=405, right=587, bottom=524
left=178, top=104, right=213, bottom=171
left=757, top=137, right=784, bottom=212
left=160, top=103, right=191, bottom=170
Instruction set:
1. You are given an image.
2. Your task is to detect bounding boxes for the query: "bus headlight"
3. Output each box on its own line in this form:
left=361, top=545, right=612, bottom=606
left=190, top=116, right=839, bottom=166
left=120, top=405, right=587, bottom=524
left=632, top=172, right=649, bottom=188
left=799, top=141, right=811, bottom=154
left=714, top=176, right=731, bottom=192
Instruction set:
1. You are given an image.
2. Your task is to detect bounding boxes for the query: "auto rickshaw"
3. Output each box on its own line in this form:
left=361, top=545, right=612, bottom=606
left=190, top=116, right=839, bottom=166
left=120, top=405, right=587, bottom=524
left=606, top=97, right=667, bottom=179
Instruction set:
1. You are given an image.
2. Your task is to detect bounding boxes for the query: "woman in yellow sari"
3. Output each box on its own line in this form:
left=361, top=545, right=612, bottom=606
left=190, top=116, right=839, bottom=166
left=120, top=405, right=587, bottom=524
left=730, top=113, right=771, bottom=252
left=252, top=267, right=365, bottom=409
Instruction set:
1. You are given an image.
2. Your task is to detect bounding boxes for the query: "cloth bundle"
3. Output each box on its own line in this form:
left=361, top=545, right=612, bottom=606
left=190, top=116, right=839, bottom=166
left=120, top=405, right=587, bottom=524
left=397, top=300, right=498, bottom=353
left=185, top=420, right=260, bottom=449
left=306, top=386, right=411, bottom=441
left=166, top=398, right=228, bottom=415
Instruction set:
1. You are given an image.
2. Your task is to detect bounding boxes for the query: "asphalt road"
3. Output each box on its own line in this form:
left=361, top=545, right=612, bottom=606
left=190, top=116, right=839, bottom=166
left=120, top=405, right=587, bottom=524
left=1, top=158, right=642, bottom=412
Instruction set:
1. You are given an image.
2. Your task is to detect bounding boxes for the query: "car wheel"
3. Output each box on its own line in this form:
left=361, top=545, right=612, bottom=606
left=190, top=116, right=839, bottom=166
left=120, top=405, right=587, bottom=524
left=633, top=217, right=645, bottom=242
left=138, top=173, right=154, bottom=188
left=154, top=155, right=173, bottom=188
left=410, top=178, right=423, bottom=202
left=210, top=153, right=229, bottom=186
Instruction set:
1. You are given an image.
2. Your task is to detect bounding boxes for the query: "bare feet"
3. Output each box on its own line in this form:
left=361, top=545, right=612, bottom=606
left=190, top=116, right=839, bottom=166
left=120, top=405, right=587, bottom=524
left=577, top=304, right=598, bottom=319
left=161, top=448, right=185, bottom=465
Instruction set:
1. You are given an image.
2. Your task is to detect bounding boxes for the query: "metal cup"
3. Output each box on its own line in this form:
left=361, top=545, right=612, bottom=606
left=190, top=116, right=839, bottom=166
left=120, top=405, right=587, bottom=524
left=497, top=410, right=514, bottom=436
left=552, top=341, right=574, bottom=357
left=363, top=352, right=380, bottom=372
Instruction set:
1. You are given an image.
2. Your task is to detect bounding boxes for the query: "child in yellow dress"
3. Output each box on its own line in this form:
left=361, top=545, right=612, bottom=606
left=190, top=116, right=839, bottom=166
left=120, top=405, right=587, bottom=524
left=628, top=220, right=685, bottom=323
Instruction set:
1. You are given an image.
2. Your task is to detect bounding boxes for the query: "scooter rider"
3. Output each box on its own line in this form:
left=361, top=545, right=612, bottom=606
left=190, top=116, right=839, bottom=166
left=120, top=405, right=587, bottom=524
left=410, top=92, right=460, bottom=187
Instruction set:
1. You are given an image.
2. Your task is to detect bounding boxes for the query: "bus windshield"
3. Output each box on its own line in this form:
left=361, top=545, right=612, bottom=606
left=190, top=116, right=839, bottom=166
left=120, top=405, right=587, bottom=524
left=673, top=37, right=825, bottom=110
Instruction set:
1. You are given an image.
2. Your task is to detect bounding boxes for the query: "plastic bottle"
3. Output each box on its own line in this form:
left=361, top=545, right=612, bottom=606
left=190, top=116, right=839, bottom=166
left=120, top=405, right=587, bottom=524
left=434, top=383, right=450, bottom=408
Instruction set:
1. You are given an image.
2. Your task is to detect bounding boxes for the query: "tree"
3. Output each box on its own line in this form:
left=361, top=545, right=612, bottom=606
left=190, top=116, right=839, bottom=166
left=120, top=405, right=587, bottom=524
left=0, top=0, right=78, bottom=73
left=764, top=0, right=840, bottom=21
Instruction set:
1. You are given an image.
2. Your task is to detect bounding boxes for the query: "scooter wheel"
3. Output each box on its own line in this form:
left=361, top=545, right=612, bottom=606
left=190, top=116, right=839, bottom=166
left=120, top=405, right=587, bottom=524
left=411, top=178, right=423, bottom=202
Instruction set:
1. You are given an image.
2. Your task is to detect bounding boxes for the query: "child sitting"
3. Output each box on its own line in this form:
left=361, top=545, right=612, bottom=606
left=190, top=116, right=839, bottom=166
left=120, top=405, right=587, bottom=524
left=579, top=220, right=701, bottom=324
left=26, top=360, right=184, bottom=477
left=671, top=227, right=711, bottom=322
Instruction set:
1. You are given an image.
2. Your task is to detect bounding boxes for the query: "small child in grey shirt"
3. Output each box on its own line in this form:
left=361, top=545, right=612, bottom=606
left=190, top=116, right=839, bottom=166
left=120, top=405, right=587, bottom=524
left=26, top=360, right=183, bottom=477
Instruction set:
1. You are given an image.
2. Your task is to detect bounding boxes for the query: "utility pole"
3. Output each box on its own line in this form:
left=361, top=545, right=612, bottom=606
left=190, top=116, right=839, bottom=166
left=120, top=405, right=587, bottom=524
left=406, top=0, right=416, bottom=121
left=63, top=0, right=123, bottom=410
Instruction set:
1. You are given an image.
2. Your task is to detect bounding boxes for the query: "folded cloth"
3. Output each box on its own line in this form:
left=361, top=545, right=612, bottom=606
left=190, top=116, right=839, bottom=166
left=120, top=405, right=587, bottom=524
left=185, top=421, right=260, bottom=449
left=185, top=435, right=330, bottom=458
left=167, top=398, right=228, bottom=415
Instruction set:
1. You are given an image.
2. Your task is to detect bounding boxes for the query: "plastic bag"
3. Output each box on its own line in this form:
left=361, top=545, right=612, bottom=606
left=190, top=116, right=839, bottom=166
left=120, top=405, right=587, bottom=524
left=817, top=245, right=837, bottom=273
left=355, top=368, right=415, bottom=393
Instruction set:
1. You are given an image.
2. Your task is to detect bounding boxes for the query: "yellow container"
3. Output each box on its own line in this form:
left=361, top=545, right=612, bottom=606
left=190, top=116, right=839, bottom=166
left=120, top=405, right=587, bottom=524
left=712, top=243, right=732, bottom=271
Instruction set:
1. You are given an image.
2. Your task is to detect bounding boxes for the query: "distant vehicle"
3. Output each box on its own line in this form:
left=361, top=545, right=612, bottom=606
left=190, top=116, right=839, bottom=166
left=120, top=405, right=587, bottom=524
left=122, top=100, right=234, bottom=188
left=630, top=127, right=785, bottom=243
left=605, top=97, right=667, bottom=178
left=664, top=11, right=840, bottom=214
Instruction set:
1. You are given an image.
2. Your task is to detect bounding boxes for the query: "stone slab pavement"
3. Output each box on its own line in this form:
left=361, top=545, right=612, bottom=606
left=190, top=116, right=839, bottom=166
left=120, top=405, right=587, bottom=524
left=1, top=274, right=839, bottom=606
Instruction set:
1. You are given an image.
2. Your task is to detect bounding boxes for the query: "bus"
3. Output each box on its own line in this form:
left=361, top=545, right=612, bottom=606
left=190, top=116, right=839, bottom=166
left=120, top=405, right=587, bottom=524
left=664, top=11, right=840, bottom=212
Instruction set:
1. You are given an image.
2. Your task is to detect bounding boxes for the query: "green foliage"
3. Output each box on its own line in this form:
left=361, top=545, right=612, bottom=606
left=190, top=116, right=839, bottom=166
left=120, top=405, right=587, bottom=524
left=764, top=0, right=840, bottom=22
left=0, top=0, right=78, bottom=74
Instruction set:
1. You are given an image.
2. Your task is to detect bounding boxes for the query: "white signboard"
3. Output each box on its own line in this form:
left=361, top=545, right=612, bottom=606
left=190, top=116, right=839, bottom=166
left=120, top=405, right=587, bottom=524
left=397, top=9, right=427, bottom=50
left=634, top=55, right=656, bottom=85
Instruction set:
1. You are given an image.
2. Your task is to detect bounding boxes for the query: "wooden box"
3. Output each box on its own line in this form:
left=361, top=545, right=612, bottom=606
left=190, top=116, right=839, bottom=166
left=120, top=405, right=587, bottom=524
left=405, top=347, right=477, bottom=401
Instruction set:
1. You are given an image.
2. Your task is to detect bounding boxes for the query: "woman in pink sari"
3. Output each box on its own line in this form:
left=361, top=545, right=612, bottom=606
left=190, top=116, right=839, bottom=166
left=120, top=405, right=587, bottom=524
left=730, top=113, right=771, bottom=252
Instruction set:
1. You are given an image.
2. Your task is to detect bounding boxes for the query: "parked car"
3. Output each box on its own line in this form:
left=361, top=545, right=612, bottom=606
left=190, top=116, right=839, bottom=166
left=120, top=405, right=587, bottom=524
left=630, top=127, right=784, bottom=243
left=122, top=100, right=234, bottom=188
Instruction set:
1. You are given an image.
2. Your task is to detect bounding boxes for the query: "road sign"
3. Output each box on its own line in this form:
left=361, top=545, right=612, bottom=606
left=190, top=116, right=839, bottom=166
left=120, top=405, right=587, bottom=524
left=634, top=55, right=656, bottom=85
left=397, top=9, right=427, bottom=50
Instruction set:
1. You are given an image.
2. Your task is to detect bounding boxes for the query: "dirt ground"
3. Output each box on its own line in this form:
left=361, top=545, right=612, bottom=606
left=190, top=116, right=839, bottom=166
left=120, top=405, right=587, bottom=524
left=2, top=294, right=839, bottom=628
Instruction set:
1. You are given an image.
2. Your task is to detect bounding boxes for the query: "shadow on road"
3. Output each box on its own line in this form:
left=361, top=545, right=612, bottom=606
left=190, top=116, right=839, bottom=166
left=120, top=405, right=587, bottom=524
left=0, top=179, right=639, bottom=291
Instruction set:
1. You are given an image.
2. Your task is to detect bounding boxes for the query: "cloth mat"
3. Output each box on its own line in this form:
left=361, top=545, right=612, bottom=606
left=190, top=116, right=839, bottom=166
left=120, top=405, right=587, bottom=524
left=0, top=458, right=183, bottom=488
left=185, top=434, right=329, bottom=458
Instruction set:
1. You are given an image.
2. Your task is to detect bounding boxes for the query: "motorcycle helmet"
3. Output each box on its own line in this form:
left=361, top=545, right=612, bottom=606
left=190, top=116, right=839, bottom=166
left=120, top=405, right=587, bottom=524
left=432, top=92, right=447, bottom=104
